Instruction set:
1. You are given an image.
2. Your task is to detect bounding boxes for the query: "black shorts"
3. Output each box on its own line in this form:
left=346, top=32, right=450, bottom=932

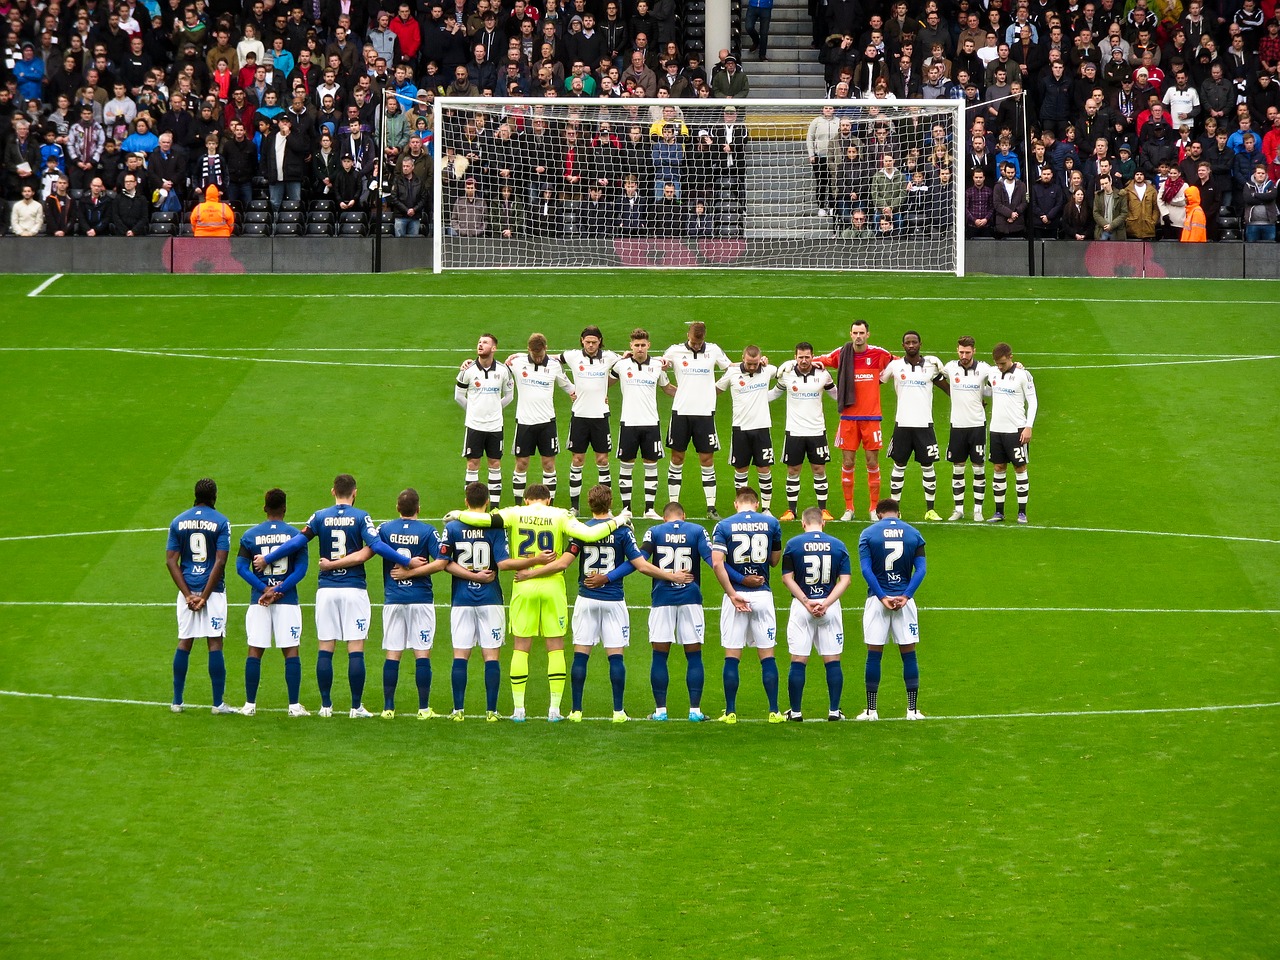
left=782, top=432, right=831, bottom=467
left=567, top=415, right=612, bottom=454
left=946, top=425, right=986, bottom=465
left=618, top=423, right=664, bottom=462
left=513, top=420, right=560, bottom=458
left=462, top=427, right=503, bottom=461
left=666, top=413, right=720, bottom=454
left=888, top=425, right=940, bottom=466
left=989, top=431, right=1029, bottom=467
left=729, top=427, right=775, bottom=468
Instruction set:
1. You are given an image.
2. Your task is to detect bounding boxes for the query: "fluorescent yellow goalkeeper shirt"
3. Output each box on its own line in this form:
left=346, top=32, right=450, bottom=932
left=458, top=504, right=619, bottom=596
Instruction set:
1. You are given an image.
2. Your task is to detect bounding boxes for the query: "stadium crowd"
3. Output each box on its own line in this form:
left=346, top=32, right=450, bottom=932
left=0, top=0, right=1276, bottom=241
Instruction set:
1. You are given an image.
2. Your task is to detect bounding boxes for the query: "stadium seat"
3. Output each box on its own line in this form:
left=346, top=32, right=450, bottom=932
left=1216, top=215, right=1241, bottom=242
left=306, top=210, right=335, bottom=224
left=149, top=221, right=176, bottom=235
left=244, top=210, right=273, bottom=225
left=150, top=210, right=179, bottom=224
left=338, top=221, right=366, bottom=236
left=69, top=188, right=85, bottom=201
left=378, top=221, right=395, bottom=235
left=309, top=199, right=335, bottom=212
left=242, top=221, right=271, bottom=236
left=178, top=222, right=195, bottom=236
left=248, top=199, right=272, bottom=212
left=339, top=210, right=367, bottom=224
left=276, top=210, right=304, bottom=224
left=273, top=220, right=301, bottom=236
left=305, top=221, right=334, bottom=236
left=280, top=199, right=303, bottom=212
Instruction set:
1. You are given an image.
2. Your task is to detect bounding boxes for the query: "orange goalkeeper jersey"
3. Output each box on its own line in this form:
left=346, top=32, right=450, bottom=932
left=814, top=344, right=895, bottom=420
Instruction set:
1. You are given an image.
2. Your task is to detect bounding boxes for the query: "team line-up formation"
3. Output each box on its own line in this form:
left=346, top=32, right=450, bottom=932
left=165, top=321, right=1038, bottom=724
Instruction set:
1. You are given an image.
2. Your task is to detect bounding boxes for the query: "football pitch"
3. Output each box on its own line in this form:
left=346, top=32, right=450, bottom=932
left=1, top=271, right=1277, bottom=959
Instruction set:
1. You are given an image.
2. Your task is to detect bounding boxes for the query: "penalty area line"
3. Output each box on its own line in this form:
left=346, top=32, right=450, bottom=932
left=27, top=274, right=63, bottom=297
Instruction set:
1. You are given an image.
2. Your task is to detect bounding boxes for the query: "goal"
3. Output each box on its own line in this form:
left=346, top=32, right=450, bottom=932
left=432, top=97, right=965, bottom=275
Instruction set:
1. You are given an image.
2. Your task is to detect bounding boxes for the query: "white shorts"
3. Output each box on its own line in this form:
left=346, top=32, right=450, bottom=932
left=786, top=598, right=844, bottom=657
left=314, top=587, right=372, bottom=642
left=862, top=596, right=921, bottom=647
left=648, top=604, right=706, bottom=646
left=245, top=603, right=303, bottom=649
left=572, top=596, right=631, bottom=648
left=382, top=603, right=436, bottom=651
left=719, top=591, right=777, bottom=650
left=450, top=604, right=506, bottom=650
left=175, top=591, right=228, bottom=640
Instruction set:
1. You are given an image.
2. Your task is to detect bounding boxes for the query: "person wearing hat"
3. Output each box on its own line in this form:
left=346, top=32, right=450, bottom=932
left=714, top=104, right=749, bottom=222
left=711, top=53, right=750, bottom=98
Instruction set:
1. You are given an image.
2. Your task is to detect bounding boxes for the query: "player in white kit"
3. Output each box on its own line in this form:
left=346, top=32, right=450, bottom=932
left=716, top=345, right=778, bottom=514
left=663, top=321, right=731, bottom=517
left=939, top=336, right=993, bottom=522
left=456, top=333, right=514, bottom=509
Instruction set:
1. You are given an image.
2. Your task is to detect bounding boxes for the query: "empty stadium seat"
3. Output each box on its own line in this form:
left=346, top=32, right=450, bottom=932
left=309, top=199, right=335, bottom=212
left=248, top=199, right=272, bottom=212
left=276, top=210, right=304, bottom=224
left=242, top=221, right=271, bottom=236
left=339, top=210, right=367, bottom=224
left=245, top=210, right=273, bottom=224
left=338, top=221, right=366, bottom=236
left=149, top=221, right=177, bottom=235
left=279, top=199, right=303, bottom=212
left=306, top=210, right=335, bottom=224
left=273, top=220, right=301, bottom=236
left=178, top=222, right=195, bottom=236
left=305, top=221, right=334, bottom=236
left=150, top=210, right=179, bottom=224
left=378, top=221, right=395, bottom=235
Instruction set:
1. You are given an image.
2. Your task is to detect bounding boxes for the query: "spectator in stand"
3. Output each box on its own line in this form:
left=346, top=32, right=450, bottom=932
left=333, top=153, right=366, bottom=212
left=148, top=131, right=189, bottom=205
left=44, top=176, right=78, bottom=237
left=1030, top=164, right=1064, bottom=238
left=1060, top=186, right=1091, bottom=239
left=1157, top=160, right=1189, bottom=240
left=113, top=171, right=151, bottom=236
left=67, top=105, right=106, bottom=190
left=1232, top=132, right=1267, bottom=211
left=1124, top=168, right=1159, bottom=240
left=77, top=177, right=113, bottom=237
left=1242, top=163, right=1278, bottom=241
left=1180, top=184, right=1207, bottom=241
left=451, top=175, right=487, bottom=236
left=221, top=121, right=258, bottom=208
left=190, top=183, right=235, bottom=236
left=711, top=54, right=749, bottom=99
left=390, top=155, right=426, bottom=237
left=1092, top=172, right=1127, bottom=239
left=197, top=133, right=227, bottom=199
left=11, top=184, right=45, bottom=235
left=992, top=160, right=1028, bottom=237
left=262, top=116, right=309, bottom=211
left=965, top=167, right=993, bottom=237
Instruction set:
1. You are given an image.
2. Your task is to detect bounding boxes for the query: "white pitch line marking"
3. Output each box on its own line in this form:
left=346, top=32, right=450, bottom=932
left=0, top=348, right=1267, bottom=358
left=27, top=274, right=63, bottom=297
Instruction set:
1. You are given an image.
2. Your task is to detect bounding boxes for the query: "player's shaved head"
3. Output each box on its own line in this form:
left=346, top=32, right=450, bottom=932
left=264, top=487, right=286, bottom=516
left=587, top=483, right=613, bottom=514
left=525, top=483, right=552, bottom=502
left=875, top=498, right=901, bottom=517
left=397, top=487, right=420, bottom=517
left=662, top=501, right=686, bottom=519
left=801, top=506, right=824, bottom=528
left=743, top=344, right=761, bottom=359
left=734, top=486, right=760, bottom=507
left=332, top=474, right=357, bottom=497
left=464, top=481, right=489, bottom=509
left=194, top=478, right=218, bottom=506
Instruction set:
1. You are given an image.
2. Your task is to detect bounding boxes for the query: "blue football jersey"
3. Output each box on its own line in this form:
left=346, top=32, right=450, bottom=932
left=240, top=519, right=304, bottom=604
left=167, top=506, right=232, bottom=593
left=711, top=511, right=783, bottom=590
left=440, top=520, right=509, bottom=607
left=571, top=520, right=643, bottom=602
left=857, top=518, right=926, bottom=597
left=305, top=504, right=382, bottom=590
left=781, top=530, right=852, bottom=601
left=380, top=518, right=441, bottom=605
left=640, top=520, right=714, bottom=606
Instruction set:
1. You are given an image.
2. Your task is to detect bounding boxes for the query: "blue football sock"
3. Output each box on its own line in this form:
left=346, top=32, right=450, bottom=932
left=608, top=653, right=625, bottom=712
left=316, top=650, right=334, bottom=708
left=284, top=656, right=301, bottom=705
left=484, top=660, right=500, bottom=712
left=686, top=649, right=704, bottom=708
left=723, top=657, right=740, bottom=713
left=760, top=656, right=780, bottom=713
left=650, top=649, right=670, bottom=709
left=172, top=647, right=190, bottom=705
left=825, top=660, right=844, bottom=712
left=787, top=660, right=806, bottom=713
left=902, top=650, right=919, bottom=691
left=382, top=659, right=399, bottom=712
left=208, top=649, right=226, bottom=706
left=571, top=651, right=590, bottom=712
left=349, top=651, right=366, bottom=709
left=244, top=656, right=261, bottom=704
left=451, top=657, right=468, bottom=711
left=415, top=658, right=431, bottom=711
left=865, top=648, right=883, bottom=691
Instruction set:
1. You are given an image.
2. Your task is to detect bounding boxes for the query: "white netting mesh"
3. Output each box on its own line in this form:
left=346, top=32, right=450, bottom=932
left=433, top=97, right=964, bottom=273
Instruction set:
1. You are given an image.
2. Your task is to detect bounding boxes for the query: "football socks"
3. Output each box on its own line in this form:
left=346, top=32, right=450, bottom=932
left=650, top=648, right=669, bottom=710
left=547, top=648, right=566, bottom=711
left=316, top=649, right=334, bottom=709
left=284, top=656, right=301, bottom=705
left=383, top=659, right=399, bottom=712
left=484, top=660, right=500, bottom=712
left=208, top=649, right=226, bottom=707
left=244, top=655, right=262, bottom=705
left=571, top=651, right=590, bottom=713
left=348, top=651, right=366, bottom=709
left=788, top=660, right=806, bottom=714
left=451, top=657, right=468, bottom=711
left=760, top=656, right=780, bottom=714
left=723, top=657, right=740, bottom=714
left=171, top=646, right=190, bottom=705
left=864, top=648, right=882, bottom=712
left=902, top=650, right=920, bottom=713
left=415, top=657, right=432, bottom=712
left=685, top=649, right=704, bottom=709
left=824, top=660, right=844, bottom=712
left=509, top=649, right=529, bottom=713
left=608, top=653, right=625, bottom=712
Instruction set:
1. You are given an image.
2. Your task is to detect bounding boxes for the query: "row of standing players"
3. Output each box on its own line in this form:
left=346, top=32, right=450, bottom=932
left=164, top=475, right=928, bottom=724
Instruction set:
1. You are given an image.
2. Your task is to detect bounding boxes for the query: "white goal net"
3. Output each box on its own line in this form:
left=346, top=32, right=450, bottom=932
left=432, top=97, right=964, bottom=274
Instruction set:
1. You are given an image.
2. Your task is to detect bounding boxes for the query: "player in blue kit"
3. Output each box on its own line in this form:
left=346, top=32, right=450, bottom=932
left=780, top=507, right=853, bottom=722
left=569, top=485, right=690, bottom=722
left=440, top=483, right=519, bottom=721
left=165, top=478, right=233, bottom=714
left=235, top=488, right=311, bottom=717
left=255, top=474, right=415, bottom=719
left=710, top=487, right=785, bottom=723
left=326, top=488, right=447, bottom=719
left=856, top=499, right=927, bottom=721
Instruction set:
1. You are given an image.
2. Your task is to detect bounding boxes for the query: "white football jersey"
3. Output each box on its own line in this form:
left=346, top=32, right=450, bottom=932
left=716, top=362, right=777, bottom=430
left=942, top=359, right=993, bottom=428
left=881, top=355, right=945, bottom=428
left=770, top=361, right=835, bottom=437
left=663, top=341, right=731, bottom=416
left=611, top=356, right=669, bottom=426
left=507, top=354, right=574, bottom=425
left=561, top=348, right=621, bottom=419
left=455, top=359, right=514, bottom=432
left=987, top=363, right=1038, bottom=433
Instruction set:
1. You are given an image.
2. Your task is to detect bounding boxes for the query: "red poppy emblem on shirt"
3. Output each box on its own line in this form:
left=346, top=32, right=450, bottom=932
left=474, top=380, right=482, bottom=387
left=579, top=365, right=585, bottom=371
left=900, top=374, right=907, bottom=380
left=792, top=385, right=799, bottom=391
left=954, top=376, right=961, bottom=383
left=682, top=360, right=689, bottom=367
left=739, top=379, right=746, bottom=387
left=626, top=371, right=634, bottom=378
left=521, top=371, right=528, bottom=377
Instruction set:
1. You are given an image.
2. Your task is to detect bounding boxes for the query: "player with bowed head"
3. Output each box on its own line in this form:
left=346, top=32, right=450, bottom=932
left=986, top=342, right=1038, bottom=524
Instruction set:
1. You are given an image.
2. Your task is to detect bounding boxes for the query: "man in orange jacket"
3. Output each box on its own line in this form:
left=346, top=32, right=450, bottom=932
left=191, top=184, right=235, bottom=237
left=1180, top=185, right=1206, bottom=242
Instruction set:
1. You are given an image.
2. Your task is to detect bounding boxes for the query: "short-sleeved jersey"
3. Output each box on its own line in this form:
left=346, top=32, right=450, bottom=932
left=858, top=518, right=926, bottom=598
left=881, top=355, right=945, bottom=428
left=641, top=520, right=714, bottom=606
left=987, top=363, right=1038, bottom=433
left=712, top=510, right=783, bottom=591
left=611, top=355, right=669, bottom=426
left=771, top=361, right=836, bottom=436
left=455, top=359, right=513, bottom=432
left=379, top=518, right=440, bottom=606
left=813, top=344, right=894, bottom=420
left=305, top=504, right=383, bottom=590
left=239, top=519, right=303, bottom=604
left=716, top=362, right=778, bottom=430
left=440, top=520, right=509, bottom=607
left=569, top=519, right=643, bottom=602
left=508, top=353, right=574, bottom=425
left=561, top=348, right=620, bottom=419
left=167, top=506, right=232, bottom=593
left=942, top=359, right=993, bottom=428
left=781, top=530, right=852, bottom=600
left=662, top=341, right=731, bottom=416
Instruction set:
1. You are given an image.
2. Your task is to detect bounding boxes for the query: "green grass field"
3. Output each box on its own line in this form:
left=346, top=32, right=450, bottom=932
left=1, top=271, right=1277, bottom=959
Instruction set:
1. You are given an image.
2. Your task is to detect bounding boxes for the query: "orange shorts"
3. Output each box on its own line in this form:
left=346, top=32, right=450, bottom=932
left=836, top=419, right=884, bottom=451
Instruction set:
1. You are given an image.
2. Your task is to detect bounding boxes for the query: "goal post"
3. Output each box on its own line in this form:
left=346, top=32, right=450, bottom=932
left=432, top=96, right=965, bottom=275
